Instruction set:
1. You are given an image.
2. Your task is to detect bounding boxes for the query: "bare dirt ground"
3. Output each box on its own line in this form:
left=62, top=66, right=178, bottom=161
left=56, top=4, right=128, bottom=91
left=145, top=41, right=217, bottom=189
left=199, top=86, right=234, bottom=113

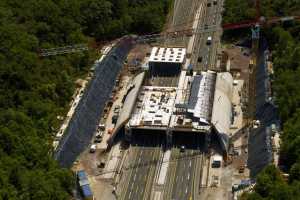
left=223, top=44, right=251, bottom=80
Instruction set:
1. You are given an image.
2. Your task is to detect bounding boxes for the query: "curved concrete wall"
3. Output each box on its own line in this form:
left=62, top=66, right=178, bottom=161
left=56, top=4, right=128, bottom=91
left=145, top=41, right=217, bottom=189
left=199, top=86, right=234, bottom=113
left=211, top=72, right=233, bottom=152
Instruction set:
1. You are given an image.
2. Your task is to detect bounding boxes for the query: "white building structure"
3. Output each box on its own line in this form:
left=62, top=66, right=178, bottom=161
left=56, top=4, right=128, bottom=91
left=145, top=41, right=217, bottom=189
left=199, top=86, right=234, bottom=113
left=148, top=47, right=186, bottom=76
left=125, top=46, right=234, bottom=153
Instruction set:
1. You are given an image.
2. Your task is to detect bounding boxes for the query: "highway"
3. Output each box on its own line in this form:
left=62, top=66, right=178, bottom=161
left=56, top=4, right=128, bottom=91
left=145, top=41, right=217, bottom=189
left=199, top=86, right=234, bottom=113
left=119, top=0, right=224, bottom=199
left=165, top=0, right=201, bottom=47
left=120, top=134, right=163, bottom=200
left=163, top=133, right=205, bottom=200
left=163, top=0, right=224, bottom=199
left=191, top=0, right=224, bottom=72
left=120, top=1, right=202, bottom=199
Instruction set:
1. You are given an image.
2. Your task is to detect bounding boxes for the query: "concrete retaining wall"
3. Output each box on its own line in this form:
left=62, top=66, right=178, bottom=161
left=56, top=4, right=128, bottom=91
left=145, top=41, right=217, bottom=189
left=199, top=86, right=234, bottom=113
left=54, top=36, right=135, bottom=167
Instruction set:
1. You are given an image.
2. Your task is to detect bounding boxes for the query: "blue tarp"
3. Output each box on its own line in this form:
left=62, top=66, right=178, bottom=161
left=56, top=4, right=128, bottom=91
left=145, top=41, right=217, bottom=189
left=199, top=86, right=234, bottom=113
left=81, top=184, right=93, bottom=198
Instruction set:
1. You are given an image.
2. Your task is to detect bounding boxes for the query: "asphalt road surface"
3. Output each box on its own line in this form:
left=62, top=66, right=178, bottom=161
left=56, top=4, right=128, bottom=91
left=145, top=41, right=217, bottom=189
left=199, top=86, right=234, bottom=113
left=163, top=132, right=205, bottom=200
left=119, top=0, right=224, bottom=199
left=164, top=0, right=200, bottom=47
left=120, top=1, right=201, bottom=199
left=121, top=134, right=163, bottom=200
left=165, top=0, right=224, bottom=199
left=191, top=0, right=224, bottom=72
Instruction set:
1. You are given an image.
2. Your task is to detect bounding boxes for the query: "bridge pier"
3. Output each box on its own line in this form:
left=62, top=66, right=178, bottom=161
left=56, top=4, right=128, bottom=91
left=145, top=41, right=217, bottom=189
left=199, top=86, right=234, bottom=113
left=125, top=126, right=132, bottom=142
left=166, top=129, right=173, bottom=147
left=204, top=133, right=211, bottom=153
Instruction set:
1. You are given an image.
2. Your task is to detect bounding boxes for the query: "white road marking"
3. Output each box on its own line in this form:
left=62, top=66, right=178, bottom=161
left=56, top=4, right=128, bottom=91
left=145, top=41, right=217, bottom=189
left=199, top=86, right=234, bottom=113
left=129, top=191, right=132, bottom=198
left=185, top=188, right=188, bottom=194
left=189, top=161, right=192, bottom=167
left=187, top=173, right=190, bottom=180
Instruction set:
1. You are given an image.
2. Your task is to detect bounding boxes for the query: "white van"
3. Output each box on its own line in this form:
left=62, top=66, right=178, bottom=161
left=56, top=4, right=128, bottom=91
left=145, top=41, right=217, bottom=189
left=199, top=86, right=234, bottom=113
left=207, top=36, right=212, bottom=45
left=90, top=144, right=96, bottom=153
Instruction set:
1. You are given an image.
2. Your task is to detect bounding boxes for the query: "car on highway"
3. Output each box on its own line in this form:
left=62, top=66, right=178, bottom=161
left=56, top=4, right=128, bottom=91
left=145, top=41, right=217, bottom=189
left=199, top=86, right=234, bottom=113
left=213, top=0, right=218, bottom=5
left=207, top=36, right=212, bottom=45
left=180, top=145, right=185, bottom=152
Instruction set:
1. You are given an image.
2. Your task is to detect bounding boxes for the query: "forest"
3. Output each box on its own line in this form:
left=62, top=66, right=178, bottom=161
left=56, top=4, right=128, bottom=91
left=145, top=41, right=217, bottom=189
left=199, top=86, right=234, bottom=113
left=223, top=0, right=300, bottom=199
left=0, top=0, right=170, bottom=199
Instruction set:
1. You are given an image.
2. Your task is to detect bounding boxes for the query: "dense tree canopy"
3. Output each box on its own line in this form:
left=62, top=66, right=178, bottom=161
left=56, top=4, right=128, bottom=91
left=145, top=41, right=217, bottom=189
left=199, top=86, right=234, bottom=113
left=0, top=0, right=170, bottom=199
left=223, top=0, right=300, bottom=199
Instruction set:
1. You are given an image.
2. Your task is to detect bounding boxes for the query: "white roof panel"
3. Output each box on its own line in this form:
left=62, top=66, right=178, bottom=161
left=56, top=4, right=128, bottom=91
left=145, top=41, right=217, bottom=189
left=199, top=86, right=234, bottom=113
left=149, top=47, right=186, bottom=63
left=211, top=72, right=233, bottom=134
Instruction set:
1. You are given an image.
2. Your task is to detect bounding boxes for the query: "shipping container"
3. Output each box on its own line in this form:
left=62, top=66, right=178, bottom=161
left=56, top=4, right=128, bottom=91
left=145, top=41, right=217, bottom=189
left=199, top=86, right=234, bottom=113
left=77, top=170, right=94, bottom=200
left=77, top=170, right=88, bottom=181
left=81, top=184, right=93, bottom=200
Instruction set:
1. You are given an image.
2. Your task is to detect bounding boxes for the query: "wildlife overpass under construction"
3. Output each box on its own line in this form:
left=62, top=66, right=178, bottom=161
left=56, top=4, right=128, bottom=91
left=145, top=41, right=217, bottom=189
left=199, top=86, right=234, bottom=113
left=111, top=46, right=234, bottom=154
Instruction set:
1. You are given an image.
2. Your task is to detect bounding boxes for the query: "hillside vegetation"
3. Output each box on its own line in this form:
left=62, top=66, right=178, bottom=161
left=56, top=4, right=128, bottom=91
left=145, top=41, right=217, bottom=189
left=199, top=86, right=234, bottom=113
left=0, top=0, right=170, bottom=199
left=223, top=0, right=300, bottom=199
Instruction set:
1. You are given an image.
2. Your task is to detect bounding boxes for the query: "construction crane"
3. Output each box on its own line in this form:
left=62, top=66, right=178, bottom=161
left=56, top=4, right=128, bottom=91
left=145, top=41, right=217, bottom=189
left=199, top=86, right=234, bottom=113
left=222, top=0, right=300, bottom=123
left=39, top=44, right=89, bottom=57
left=38, top=14, right=299, bottom=57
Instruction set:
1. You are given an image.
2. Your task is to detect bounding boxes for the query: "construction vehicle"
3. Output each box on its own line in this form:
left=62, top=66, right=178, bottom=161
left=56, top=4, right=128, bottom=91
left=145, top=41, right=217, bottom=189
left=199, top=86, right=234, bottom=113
left=212, top=155, right=222, bottom=168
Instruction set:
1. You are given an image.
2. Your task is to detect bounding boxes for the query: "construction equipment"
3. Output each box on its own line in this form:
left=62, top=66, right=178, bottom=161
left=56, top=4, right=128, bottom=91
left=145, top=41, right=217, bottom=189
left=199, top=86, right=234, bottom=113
left=39, top=44, right=88, bottom=57
left=221, top=0, right=299, bottom=123
left=38, top=14, right=299, bottom=57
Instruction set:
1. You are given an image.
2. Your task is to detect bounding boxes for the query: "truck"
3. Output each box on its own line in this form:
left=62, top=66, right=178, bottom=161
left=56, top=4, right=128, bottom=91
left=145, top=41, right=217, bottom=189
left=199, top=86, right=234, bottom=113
left=207, top=36, right=212, bottom=45
left=211, top=155, right=222, bottom=168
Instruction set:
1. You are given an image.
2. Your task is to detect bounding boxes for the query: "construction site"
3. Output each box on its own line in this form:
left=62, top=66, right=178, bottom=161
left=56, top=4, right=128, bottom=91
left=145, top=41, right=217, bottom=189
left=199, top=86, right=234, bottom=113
left=45, top=0, right=286, bottom=200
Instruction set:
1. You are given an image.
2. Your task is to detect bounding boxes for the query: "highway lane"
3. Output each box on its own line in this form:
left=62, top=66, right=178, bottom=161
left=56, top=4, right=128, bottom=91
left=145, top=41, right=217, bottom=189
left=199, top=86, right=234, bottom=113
left=168, top=132, right=205, bottom=200
left=120, top=1, right=213, bottom=199
left=171, top=149, right=197, bottom=200
left=122, top=134, right=163, bottom=200
left=165, top=0, right=200, bottom=47
left=161, top=1, right=223, bottom=199
left=160, top=132, right=205, bottom=200
left=191, top=0, right=224, bottom=72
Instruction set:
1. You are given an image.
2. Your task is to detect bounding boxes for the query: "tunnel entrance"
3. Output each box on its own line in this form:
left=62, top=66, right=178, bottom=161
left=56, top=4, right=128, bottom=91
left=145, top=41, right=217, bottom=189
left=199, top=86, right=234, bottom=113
left=172, top=131, right=206, bottom=151
left=130, top=129, right=167, bottom=147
